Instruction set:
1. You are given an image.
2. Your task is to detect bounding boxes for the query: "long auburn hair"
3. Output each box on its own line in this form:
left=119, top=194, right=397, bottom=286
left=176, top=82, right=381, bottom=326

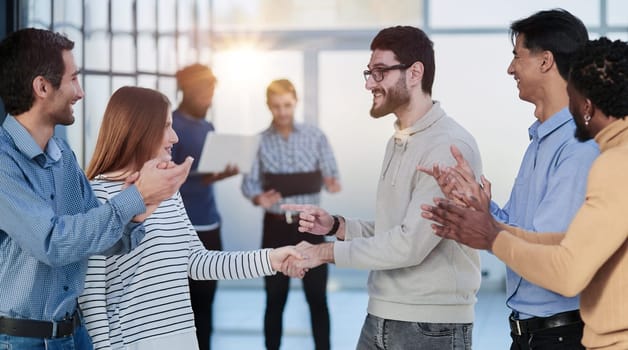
left=86, top=86, right=170, bottom=180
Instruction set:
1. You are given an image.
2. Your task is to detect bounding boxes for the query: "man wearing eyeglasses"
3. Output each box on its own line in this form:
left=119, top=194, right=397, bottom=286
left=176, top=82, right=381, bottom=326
left=282, top=26, right=482, bottom=349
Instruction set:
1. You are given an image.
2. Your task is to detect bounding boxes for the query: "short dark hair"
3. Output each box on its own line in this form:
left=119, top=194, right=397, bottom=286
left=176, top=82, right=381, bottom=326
left=175, top=63, right=217, bottom=92
left=570, top=37, right=628, bottom=119
left=370, top=26, right=435, bottom=95
left=0, top=28, right=74, bottom=116
left=510, top=9, right=588, bottom=80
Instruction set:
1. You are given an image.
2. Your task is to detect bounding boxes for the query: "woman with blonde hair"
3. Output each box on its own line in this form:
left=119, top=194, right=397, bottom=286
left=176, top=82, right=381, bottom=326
left=79, top=86, right=302, bottom=350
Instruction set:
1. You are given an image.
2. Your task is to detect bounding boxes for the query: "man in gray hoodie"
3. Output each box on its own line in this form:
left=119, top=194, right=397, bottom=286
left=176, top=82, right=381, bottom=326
left=282, top=25, right=482, bottom=350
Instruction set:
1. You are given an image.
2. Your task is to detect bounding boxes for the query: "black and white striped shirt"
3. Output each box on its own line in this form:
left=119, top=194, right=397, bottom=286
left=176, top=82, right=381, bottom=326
left=79, top=180, right=275, bottom=349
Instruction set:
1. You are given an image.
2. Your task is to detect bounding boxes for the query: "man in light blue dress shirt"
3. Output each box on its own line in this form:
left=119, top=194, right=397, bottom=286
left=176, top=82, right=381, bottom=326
left=0, top=28, right=192, bottom=349
left=493, top=10, right=598, bottom=350
left=422, top=9, right=599, bottom=349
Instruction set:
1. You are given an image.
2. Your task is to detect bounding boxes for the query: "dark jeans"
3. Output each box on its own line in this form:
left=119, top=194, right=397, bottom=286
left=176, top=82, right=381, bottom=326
left=262, top=214, right=330, bottom=350
left=509, top=318, right=585, bottom=350
left=356, top=314, right=473, bottom=350
left=0, top=324, right=93, bottom=350
left=188, top=227, right=222, bottom=350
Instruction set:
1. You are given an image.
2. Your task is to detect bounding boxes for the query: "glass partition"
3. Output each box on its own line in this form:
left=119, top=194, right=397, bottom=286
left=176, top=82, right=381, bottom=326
left=213, top=0, right=424, bottom=30
left=18, top=0, right=628, bottom=291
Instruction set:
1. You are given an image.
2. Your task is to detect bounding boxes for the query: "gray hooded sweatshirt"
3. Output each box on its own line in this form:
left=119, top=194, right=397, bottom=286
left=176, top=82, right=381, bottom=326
left=334, top=101, right=483, bottom=323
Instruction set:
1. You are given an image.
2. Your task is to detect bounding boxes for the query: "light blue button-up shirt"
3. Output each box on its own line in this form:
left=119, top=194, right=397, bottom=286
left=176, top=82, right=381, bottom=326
left=241, top=123, right=339, bottom=214
left=490, top=108, right=599, bottom=319
left=0, top=115, right=146, bottom=322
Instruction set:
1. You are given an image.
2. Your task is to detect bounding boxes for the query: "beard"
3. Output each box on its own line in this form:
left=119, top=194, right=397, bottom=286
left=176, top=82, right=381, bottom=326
left=574, top=124, right=593, bottom=142
left=48, top=88, right=77, bottom=126
left=573, top=114, right=593, bottom=142
left=51, top=105, right=75, bottom=126
left=370, top=76, right=410, bottom=118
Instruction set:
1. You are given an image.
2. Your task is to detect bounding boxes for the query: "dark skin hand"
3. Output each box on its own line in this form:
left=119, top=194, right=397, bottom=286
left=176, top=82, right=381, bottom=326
left=201, top=164, right=239, bottom=184
left=421, top=193, right=501, bottom=251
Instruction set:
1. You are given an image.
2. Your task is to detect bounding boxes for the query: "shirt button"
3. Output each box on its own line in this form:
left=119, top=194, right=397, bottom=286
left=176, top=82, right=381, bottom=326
left=63, top=286, right=69, bottom=291
left=50, top=194, right=55, bottom=200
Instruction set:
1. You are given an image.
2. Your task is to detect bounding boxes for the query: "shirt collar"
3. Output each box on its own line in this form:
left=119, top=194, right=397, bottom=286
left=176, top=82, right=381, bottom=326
left=528, top=107, right=572, bottom=141
left=269, top=122, right=302, bottom=134
left=173, top=109, right=205, bottom=123
left=595, top=117, right=628, bottom=152
left=3, top=114, right=62, bottom=162
left=393, top=101, right=444, bottom=138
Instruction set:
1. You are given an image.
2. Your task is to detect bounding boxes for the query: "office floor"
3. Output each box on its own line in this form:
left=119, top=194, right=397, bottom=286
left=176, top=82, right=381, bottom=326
left=212, top=270, right=511, bottom=350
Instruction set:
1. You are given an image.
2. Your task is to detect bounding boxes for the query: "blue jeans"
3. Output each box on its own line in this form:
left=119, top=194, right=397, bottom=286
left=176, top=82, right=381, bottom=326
left=357, top=314, right=473, bottom=350
left=0, top=324, right=93, bottom=350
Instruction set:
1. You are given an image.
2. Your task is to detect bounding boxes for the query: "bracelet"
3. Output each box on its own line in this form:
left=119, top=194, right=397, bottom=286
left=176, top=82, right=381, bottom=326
left=326, top=215, right=340, bottom=236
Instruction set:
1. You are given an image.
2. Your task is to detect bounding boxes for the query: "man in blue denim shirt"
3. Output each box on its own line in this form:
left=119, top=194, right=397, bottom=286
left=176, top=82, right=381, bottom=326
left=0, top=28, right=192, bottom=350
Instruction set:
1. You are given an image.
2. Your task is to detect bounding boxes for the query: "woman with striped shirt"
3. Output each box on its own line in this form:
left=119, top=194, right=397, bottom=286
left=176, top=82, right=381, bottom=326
left=78, top=86, right=303, bottom=350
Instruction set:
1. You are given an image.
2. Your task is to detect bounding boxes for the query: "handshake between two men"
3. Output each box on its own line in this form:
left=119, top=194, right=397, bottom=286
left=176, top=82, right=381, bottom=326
left=269, top=204, right=340, bottom=279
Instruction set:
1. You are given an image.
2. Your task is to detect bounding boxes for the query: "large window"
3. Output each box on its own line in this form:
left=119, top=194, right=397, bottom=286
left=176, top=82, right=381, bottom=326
left=20, top=0, right=628, bottom=168
left=18, top=0, right=628, bottom=289
left=212, top=0, right=423, bottom=30
left=21, top=0, right=212, bottom=164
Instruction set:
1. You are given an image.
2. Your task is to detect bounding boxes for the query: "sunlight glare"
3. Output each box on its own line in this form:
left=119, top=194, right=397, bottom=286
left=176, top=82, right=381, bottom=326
left=216, top=44, right=264, bottom=84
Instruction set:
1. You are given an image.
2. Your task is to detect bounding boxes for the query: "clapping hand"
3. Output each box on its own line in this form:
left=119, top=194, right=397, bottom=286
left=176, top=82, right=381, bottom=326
left=420, top=196, right=500, bottom=250
left=418, top=144, right=491, bottom=208
left=129, top=157, right=184, bottom=222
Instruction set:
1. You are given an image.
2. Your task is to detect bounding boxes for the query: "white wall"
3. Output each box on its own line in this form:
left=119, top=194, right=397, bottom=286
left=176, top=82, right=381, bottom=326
left=184, top=1, right=628, bottom=289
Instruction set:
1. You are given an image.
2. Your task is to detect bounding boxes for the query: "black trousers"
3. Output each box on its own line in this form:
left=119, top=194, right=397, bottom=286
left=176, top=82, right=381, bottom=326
left=188, top=227, right=222, bottom=350
left=510, top=318, right=585, bottom=350
left=262, top=213, right=331, bottom=350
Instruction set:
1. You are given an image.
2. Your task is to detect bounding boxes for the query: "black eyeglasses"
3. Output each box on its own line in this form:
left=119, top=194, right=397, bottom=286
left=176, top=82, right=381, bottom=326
left=363, top=64, right=410, bottom=82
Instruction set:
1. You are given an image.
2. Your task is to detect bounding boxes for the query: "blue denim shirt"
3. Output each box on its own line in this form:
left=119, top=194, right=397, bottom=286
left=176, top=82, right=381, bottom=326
left=0, top=115, right=146, bottom=322
left=490, top=108, right=599, bottom=319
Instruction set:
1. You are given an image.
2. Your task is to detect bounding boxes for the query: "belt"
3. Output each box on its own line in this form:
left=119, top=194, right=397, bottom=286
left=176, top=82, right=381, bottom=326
left=265, top=212, right=300, bottom=224
left=509, top=310, right=582, bottom=336
left=0, top=310, right=82, bottom=339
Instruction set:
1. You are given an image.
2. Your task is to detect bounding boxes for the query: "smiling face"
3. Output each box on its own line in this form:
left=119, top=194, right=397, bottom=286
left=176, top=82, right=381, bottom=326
left=507, top=34, right=545, bottom=105
left=365, top=49, right=410, bottom=118
left=154, top=109, right=179, bottom=160
left=47, top=50, right=84, bottom=126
